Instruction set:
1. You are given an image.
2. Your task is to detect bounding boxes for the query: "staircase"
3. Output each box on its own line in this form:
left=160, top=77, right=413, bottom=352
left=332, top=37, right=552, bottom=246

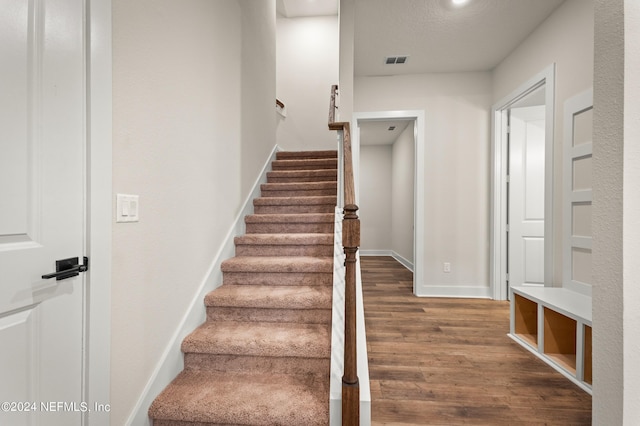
left=149, top=150, right=338, bottom=426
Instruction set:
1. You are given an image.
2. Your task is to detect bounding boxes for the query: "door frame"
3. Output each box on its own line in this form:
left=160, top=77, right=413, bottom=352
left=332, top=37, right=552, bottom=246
left=84, top=1, right=112, bottom=424
left=490, top=64, right=555, bottom=300
left=352, top=110, right=425, bottom=296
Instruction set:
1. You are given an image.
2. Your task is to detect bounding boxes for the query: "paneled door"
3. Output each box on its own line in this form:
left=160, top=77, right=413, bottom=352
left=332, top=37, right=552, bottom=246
left=0, top=0, right=86, bottom=425
left=509, top=106, right=546, bottom=287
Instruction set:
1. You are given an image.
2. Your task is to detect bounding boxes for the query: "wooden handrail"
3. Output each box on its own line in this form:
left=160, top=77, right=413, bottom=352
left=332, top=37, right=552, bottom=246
left=276, top=98, right=285, bottom=109
left=328, top=84, right=360, bottom=426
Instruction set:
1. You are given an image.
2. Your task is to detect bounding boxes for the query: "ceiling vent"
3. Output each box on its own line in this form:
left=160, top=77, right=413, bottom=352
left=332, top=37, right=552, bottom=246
left=388, top=126, right=396, bottom=131
left=385, top=56, right=409, bottom=65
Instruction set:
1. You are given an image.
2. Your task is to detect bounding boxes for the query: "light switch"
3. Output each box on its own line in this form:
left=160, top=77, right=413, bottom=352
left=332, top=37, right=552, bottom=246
left=116, top=194, right=139, bottom=223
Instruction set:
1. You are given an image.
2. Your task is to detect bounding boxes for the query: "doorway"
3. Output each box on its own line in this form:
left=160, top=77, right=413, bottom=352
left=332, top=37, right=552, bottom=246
left=491, top=65, right=555, bottom=300
left=353, top=110, right=425, bottom=296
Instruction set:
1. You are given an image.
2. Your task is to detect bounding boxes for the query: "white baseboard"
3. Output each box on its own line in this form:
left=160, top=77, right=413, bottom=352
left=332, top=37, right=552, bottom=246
left=359, top=250, right=414, bottom=272
left=127, top=144, right=281, bottom=426
left=415, top=285, right=491, bottom=299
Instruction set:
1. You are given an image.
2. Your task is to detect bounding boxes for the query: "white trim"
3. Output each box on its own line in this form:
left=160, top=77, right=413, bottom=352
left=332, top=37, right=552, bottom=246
left=360, top=249, right=393, bottom=257
left=359, top=250, right=414, bottom=272
left=84, top=1, right=112, bottom=424
left=126, top=145, right=281, bottom=426
left=490, top=64, right=556, bottom=300
left=352, top=110, right=425, bottom=297
left=562, top=89, right=593, bottom=297
left=416, top=285, right=492, bottom=299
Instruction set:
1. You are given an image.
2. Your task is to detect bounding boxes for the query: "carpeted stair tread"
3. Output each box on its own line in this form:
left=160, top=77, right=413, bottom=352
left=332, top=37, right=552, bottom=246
left=234, top=233, right=333, bottom=246
left=221, top=256, right=332, bottom=273
left=260, top=181, right=337, bottom=197
left=271, top=158, right=338, bottom=171
left=205, top=285, right=332, bottom=310
left=253, top=196, right=336, bottom=214
left=148, top=370, right=329, bottom=426
left=182, top=321, right=330, bottom=358
left=234, top=233, right=333, bottom=257
left=244, top=214, right=334, bottom=234
left=276, top=150, right=337, bottom=160
left=267, top=169, right=337, bottom=183
left=253, top=195, right=336, bottom=206
left=245, top=213, right=334, bottom=224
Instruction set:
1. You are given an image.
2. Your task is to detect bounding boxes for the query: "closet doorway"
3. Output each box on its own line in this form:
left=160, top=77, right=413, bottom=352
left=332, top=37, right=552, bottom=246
left=353, top=110, right=425, bottom=296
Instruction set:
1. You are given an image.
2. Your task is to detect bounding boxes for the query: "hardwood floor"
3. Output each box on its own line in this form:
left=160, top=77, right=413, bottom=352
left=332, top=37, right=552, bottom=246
left=361, top=256, right=592, bottom=425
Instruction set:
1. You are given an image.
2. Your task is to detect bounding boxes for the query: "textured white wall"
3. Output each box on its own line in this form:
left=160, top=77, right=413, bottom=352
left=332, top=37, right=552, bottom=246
left=359, top=145, right=392, bottom=250
left=391, top=124, right=415, bottom=263
left=276, top=15, right=339, bottom=151
left=492, top=0, right=594, bottom=284
left=112, top=1, right=275, bottom=424
left=355, top=72, right=491, bottom=292
left=593, top=0, right=640, bottom=422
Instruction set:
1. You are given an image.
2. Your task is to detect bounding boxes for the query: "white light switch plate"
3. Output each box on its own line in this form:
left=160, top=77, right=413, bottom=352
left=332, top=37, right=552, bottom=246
left=116, top=194, right=139, bottom=223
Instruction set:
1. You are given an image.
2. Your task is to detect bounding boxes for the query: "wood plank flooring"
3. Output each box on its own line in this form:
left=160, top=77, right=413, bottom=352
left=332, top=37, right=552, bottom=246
left=361, top=256, right=592, bottom=425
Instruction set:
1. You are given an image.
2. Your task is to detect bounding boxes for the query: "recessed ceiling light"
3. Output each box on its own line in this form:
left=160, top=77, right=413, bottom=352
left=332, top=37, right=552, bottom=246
left=452, top=0, right=470, bottom=5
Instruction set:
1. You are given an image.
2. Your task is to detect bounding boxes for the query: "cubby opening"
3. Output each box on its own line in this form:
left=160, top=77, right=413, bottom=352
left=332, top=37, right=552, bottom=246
left=514, top=294, right=538, bottom=347
left=543, top=308, right=577, bottom=374
left=584, top=325, right=592, bottom=384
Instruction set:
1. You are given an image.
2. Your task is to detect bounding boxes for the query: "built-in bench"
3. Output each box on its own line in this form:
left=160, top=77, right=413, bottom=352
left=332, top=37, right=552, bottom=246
left=509, top=286, right=592, bottom=394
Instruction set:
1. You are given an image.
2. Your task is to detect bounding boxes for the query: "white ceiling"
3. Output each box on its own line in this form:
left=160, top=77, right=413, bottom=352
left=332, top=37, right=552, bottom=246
left=355, top=0, right=565, bottom=75
left=277, top=0, right=339, bottom=18
left=276, top=0, right=565, bottom=76
left=359, top=120, right=412, bottom=146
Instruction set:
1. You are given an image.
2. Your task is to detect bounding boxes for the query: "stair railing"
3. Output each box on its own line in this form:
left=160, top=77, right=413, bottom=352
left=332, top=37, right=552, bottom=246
left=328, top=84, right=360, bottom=425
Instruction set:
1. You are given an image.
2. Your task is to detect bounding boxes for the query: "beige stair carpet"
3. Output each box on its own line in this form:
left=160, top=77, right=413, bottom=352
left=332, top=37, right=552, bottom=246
left=149, top=150, right=337, bottom=426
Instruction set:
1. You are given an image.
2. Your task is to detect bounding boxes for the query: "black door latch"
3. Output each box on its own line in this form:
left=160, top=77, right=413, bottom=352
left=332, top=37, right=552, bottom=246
left=42, top=256, right=89, bottom=281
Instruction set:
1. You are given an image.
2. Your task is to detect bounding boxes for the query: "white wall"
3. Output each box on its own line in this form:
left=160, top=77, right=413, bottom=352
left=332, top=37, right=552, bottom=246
left=112, top=1, right=275, bottom=424
left=391, top=124, right=415, bottom=264
left=593, top=0, right=640, bottom=422
left=241, top=1, right=277, bottom=194
left=492, top=0, right=594, bottom=284
left=276, top=15, right=339, bottom=151
left=359, top=145, right=392, bottom=250
left=355, top=72, right=492, bottom=296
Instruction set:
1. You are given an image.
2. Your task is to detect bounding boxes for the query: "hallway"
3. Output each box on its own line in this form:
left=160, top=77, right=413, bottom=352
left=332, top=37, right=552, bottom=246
left=361, top=256, right=591, bottom=425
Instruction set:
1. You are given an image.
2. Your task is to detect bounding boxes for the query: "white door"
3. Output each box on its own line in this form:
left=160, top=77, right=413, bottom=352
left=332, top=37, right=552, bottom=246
left=0, top=0, right=86, bottom=424
left=508, top=106, right=545, bottom=287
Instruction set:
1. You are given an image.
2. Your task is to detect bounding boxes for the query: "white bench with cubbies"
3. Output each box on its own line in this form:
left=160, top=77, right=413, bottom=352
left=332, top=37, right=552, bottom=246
left=509, top=286, right=592, bottom=393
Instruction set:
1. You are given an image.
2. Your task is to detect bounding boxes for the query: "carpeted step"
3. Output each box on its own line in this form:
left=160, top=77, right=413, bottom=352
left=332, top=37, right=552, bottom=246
left=260, top=181, right=337, bottom=198
left=181, top=320, right=330, bottom=379
left=182, top=321, right=330, bottom=360
left=267, top=169, right=337, bottom=183
left=234, top=233, right=333, bottom=257
left=271, top=158, right=338, bottom=171
left=253, top=196, right=336, bottom=214
left=245, top=213, right=334, bottom=234
left=205, top=284, right=332, bottom=324
left=276, top=150, right=337, bottom=160
left=221, top=256, right=333, bottom=286
left=148, top=370, right=329, bottom=426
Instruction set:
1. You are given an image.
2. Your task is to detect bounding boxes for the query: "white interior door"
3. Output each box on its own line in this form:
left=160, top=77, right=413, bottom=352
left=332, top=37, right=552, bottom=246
left=508, top=106, right=545, bottom=287
left=0, top=0, right=86, bottom=424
